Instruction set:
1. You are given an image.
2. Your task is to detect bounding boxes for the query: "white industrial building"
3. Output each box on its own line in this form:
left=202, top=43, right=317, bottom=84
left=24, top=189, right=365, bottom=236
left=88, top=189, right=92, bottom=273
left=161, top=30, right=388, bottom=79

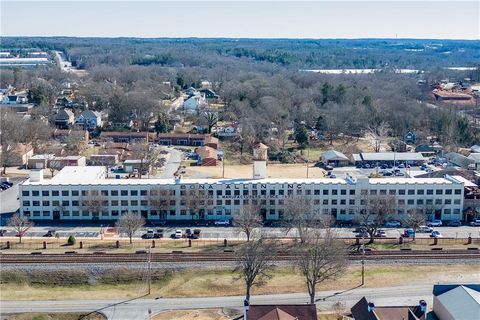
left=19, top=165, right=467, bottom=222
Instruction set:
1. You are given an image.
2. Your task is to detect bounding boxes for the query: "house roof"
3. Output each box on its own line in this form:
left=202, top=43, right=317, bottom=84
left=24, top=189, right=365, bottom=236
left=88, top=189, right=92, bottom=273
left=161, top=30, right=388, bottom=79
left=79, top=110, right=101, bottom=118
left=471, top=145, right=480, bottom=153
left=196, top=146, right=217, bottom=160
left=254, top=143, right=269, bottom=150
left=415, top=168, right=477, bottom=183
left=350, top=297, right=426, bottom=320
left=445, top=152, right=476, bottom=167
left=247, top=305, right=317, bottom=320
left=321, top=150, right=349, bottom=161
left=434, top=285, right=480, bottom=320
left=468, top=153, right=480, bottom=163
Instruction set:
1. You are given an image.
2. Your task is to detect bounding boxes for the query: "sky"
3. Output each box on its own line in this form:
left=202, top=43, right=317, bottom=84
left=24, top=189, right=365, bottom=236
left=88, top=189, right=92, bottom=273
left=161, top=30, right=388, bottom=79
left=1, top=1, right=479, bottom=39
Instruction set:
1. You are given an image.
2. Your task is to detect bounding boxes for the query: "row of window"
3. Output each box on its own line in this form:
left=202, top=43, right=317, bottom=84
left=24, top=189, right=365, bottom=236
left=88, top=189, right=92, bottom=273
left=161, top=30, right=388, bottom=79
left=23, top=207, right=462, bottom=218
left=22, top=187, right=462, bottom=198
left=23, top=197, right=462, bottom=208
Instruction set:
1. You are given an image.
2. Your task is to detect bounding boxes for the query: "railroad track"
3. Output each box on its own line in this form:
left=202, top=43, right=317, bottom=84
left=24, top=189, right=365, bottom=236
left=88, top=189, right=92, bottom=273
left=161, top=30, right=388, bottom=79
left=1, top=250, right=479, bottom=264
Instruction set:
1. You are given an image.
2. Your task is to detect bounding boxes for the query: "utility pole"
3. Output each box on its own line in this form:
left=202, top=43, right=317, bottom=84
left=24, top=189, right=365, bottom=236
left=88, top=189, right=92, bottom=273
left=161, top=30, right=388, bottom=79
left=147, top=245, right=152, bottom=295
left=361, top=234, right=365, bottom=286
left=306, top=148, right=310, bottom=178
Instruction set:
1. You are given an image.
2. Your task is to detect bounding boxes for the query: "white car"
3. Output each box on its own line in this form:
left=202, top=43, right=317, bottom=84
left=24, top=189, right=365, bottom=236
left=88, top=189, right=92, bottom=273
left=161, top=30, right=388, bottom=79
left=430, top=231, right=443, bottom=238
left=417, top=225, right=433, bottom=233
left=427, top=220, right=443, bottom=227
left=214, top=219, right=230, bottom=226
left=470, top=219, right=480, bottom=227
left=174, top=229, right=183, bottom=239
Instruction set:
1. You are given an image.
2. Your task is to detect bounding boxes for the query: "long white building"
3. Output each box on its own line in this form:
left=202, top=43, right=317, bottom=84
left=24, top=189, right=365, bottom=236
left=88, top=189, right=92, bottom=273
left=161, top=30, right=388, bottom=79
left=19, top=166, right=467, bottom=222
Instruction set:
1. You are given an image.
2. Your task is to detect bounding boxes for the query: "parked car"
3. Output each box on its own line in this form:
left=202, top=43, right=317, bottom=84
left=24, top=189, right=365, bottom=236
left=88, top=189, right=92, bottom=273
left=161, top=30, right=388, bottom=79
left=354, top=227, right=367, bottom=233
left=190, top=229, right=201, bottom=239
left=427, top=220, right=443, bottom=227
left=470, top=219, right=480, bottom=227
left=355, top=231, right=370, bottom=238
left=214, top=219, right=230, bottom=226
left=447, top=220, right=462, bottom=227
left=374, top=229, right=387, bottom=237
left=417, top=225, right=433, bottom=233
left=385, top=220, right=401, bottom=228
left=154, top=229, right=164, bottom=238
left=174, top=229, right=183, bottom=239
left=43, top=230, right=56, bottom=237
left=430, top=231, right=443, bottom=238
left=403, top=228, right=415, bottom=238
left=142, top=229, right=155, bottom=239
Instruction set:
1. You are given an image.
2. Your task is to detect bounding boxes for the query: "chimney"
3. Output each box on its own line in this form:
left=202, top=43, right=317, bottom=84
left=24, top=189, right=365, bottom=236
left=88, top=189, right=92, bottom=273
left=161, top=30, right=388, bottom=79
left=174, top=174, right=181, bottom=184
left=252, top=143, right=268, bottom=179
left=243, top=299, right=250, bottom=320
left=29, top=169, right=43, bottom=183
left=367, top=302, right=375, bottom=313
left=419, top=300, right=427, bottom=313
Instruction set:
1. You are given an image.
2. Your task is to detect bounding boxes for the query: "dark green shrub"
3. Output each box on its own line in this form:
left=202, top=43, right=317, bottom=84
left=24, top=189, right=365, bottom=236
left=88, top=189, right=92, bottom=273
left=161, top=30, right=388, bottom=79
left=67, top=235, right=76, bottom=246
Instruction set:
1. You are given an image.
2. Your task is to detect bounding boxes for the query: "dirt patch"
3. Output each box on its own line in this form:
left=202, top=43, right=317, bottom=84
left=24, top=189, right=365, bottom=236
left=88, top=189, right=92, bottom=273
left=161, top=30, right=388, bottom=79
left=2, top=312, right=105, bottom=320
left=152, top=309, right=236, bottom=320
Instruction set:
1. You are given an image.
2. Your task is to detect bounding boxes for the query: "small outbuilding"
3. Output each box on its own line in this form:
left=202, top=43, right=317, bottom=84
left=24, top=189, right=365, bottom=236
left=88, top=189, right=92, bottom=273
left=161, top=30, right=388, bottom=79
left=320, top=150, right=349, bottom=167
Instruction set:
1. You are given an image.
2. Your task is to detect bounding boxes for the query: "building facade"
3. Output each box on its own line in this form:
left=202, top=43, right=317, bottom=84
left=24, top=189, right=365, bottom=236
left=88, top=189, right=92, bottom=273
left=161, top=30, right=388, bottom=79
left=19, top=166, right=466, bottom=222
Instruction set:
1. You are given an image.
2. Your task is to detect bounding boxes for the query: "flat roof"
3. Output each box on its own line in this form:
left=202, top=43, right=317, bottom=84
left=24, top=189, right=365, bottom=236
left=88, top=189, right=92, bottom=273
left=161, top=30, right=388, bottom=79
left=22, top=166, right=461, bottom=187
left=355, top=152, right=426, bottom=161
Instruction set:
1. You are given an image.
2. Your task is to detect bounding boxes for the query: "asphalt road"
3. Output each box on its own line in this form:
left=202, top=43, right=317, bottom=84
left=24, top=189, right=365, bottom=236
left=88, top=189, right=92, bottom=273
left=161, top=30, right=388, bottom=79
left=0, top=284, right=436, bottom=320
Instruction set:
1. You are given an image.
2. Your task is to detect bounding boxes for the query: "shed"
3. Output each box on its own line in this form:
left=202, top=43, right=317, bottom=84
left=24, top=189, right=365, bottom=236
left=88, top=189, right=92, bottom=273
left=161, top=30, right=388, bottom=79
left=320, top=150, right=349, bottom=166
left=196, top=146, right=218, bottom=166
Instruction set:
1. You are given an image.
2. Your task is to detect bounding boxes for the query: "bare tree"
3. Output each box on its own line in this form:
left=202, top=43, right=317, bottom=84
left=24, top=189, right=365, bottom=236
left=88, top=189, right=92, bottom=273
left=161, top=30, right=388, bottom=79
left=356, top=193, right=397, bottom=244
left=402, top=208, right=427, bottom=239
left=366, top=122, right=390, bottom=152
left=235, top=239, right=276, bottom=303
left=148, top=187, right=173, bottom=222
left=201, top=110, right=218, bottom=134
left=115, top=212, right=146, bottom=244
left=184, top=186, right=203, bottom=220
left=296, top=229, right=348, bottom=304
left=284, top=195, right=320, bottom=243
left=8, top=213, right=33, bottom=243
left=80, top=190, right=108, bottom=219
left=233, top=204, right=263, bottom=241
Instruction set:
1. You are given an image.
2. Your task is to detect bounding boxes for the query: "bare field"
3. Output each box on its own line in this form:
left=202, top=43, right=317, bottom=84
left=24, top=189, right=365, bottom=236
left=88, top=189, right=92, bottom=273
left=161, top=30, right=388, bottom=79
left=1, top=312, right=105, bottom=320
left=184, top=163, right=325, bottom=179
left=152, top=309, right=233, bottom=320
left=1, top=265, right=477, bottom=301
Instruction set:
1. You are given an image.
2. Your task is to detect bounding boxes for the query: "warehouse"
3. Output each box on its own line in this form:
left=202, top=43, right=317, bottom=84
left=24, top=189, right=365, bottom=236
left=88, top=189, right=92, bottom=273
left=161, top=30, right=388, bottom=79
left=352, top=152, right=426, bottom=166
left=19, top=166, right=466, bottom=222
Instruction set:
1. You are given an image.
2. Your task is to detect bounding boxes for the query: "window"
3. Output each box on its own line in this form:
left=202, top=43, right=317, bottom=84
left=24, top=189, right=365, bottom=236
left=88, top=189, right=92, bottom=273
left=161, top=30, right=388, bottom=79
left=380, top=190, right=387, bottom=195
left=270, top=200, right=275, bottom=205
left=100, top=190, right=108, bottom=196
left=42, top=191, right=49, bottom=197
left=417, top=190, right=424, bottom=195
left=332, top=199, right=337, bottom=205
left=445, top=189, right=452, bottom=195
left=260, top=190, right=266, bottom=196
left=131, top=200, right=138, bottom=206
left=444, top=209, right=451, bottom=214
left=349, top=190, right=355, bottom=195
left=408, top=190, right=415, bottom=195
left=216, top=200, right=222, bottom=205
left=62, top=201, right=69, bottom=206
left=121, top=200, right=128, bottom=206
left=407, top=199, right=414, bottom=205
left=306, top=190, right=311, bottom=195
left=62, top=190, right=69, bottom=197
left=243, top=199, right=249, bottom=205
left=323, top=199, right=328, bottom=205
left=32, top=191, right=39, bottom=197
left=399, top=190, right=405, bottom=195
left=398, top=199, right=405, bottom=205
left=180, top=210, right=187, bottom=215
left=234, top=190, right=240, bottom=196
left=269, top=209, right=275, bottom=216
left=52, top=191, right=59, bottom=196
left=234, top=199, right=240, bottom=205
left=427, top=189, right=433, bottom=195
left=217, top=190, right=222, bottom=196
left=140, top=190, right=147, bottom=196
left=370, top=190, right=377, bottom=195
left=23, top=201, right=31, bottom=206
left=140, top=200, right=148, bottom=206
left=454, top=199, right=461, bottom=205
left=389, top=190, right=396, bottom=195
left=243, top=190, right=249, bottom=196
left=111, top=190, right=118, bottom=196
left=226, top=200, right=231, bottom=205
left=72, top=211, right=80, bottom=216
left=208, top=190, right=213, bottom=196
left=287, top=190, right=293, bottom=195
left=454, top=209, right=460, bottom=215
left=314, top=199, right=320, bottom=205
left=454, top=189, right=462, bottom=195
left=112, top=210, right=119, bottom=216
left=269, top=190, right=275, bottom=196
left=226, top=190, right=231, bottom=196
left=332, top=190, right=338, bottom=195
left=340, top=190, right=346, bottom=195
left=314, top=190, right=320, bottom=195
left=72, top=190, right=79, bottom=196
left=296, top=190, right=302, bottom=195
left=121, top=190, right=128, bottom=196
left=323, top=190, right=329, bottom=195
left=349, top=199, right=355, bottom=205
left=426, top=199, right=433, bottom=205
left=436, top=190, right=443, bottom=195
left=131, top=190, right=138, bottom=196
left=81, top=190, right=87, bottom=196
left=111, top=200, right=118, bottom=206
left=22, top=191, right=30, bottom=196
left=52, top=201, right=59, bottom=207
left=435, top=199, right=442, bottom=205
left=43, top=211, right=50, bottom=216
left=444, top=199, right=451, bottom=205
left=33, top=211, right=41, bottom=217
left=340, top=199, right=346, bottom=205
left=417, top=199, right=424, bottom=205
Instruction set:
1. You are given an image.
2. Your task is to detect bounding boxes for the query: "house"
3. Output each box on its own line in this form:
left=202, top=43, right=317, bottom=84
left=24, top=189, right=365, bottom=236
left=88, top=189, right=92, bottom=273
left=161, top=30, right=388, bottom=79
left=199, top=88, right=219, bottom=99
left=88, top=154, right=119, bottom=167
left=245, top=304, right=318, bottom=320
left=184, top=87, right=197, bottom=96
left=6, top=144, right=34, bottom=166
left=1, top=95, right=25, bottom=104
left=156, top=133, right=219, bottom=149
left=347, top=297, right=427, bottom=320
left=196, top=146, right=218, bottom=166
left=432, top=284, right=480, bottom=320
left=100, top=131, right=152, bottom=143
left=55, top=97, right=74, bottom=107
left=404, top=131, right=417, bottom=144
left=27, top=154, right=55, bottom=169
left=75, top=110, right=103, bottom=130
left=50, top=156, right=86, bottom=170
left=216, top=123, right=240, bottom=140
left=183, top=94, right=206, bottom=113
left=54, top=109, right=75, bottom=129
left=415, top=143, right=442, bottom=156
left=320, top=150, right=349, bottom=167
left=52, top=129, right=89, bottom=145
left=0, top=103, right=34, bottom=114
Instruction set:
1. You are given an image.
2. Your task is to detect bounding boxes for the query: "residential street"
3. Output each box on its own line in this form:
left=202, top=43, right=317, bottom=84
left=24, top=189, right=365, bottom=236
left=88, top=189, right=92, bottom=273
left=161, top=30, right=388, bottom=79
left=0, top=284, right=436, bottom=320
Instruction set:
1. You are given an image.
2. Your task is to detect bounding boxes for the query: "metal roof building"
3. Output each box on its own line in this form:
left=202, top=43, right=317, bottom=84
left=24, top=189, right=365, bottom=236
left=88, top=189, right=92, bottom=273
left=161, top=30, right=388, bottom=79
left=433, top=284, right=480, bottom=320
